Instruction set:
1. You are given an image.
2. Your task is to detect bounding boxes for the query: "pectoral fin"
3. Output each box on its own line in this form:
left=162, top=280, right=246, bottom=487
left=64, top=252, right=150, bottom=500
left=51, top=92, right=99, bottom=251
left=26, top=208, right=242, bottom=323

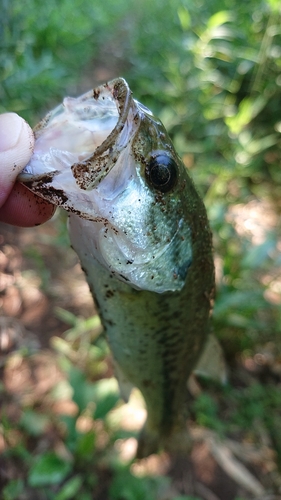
left=193, top=333, right=227, bottom=384
left=113, top=360, right=134, bottom=403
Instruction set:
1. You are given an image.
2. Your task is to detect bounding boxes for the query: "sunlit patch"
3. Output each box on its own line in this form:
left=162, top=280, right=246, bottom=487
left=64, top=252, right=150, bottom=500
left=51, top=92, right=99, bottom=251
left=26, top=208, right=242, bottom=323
left=131, top=452, right=171, bottom=477
left=109, top=389, right=147, bottom=432
left=0, top=317, right=27, bottom=357
left=262, top=275, right=281, bottom=305
left=115, top=437, right=138, bottom=462
left=94, top=420, right=111, bottom=450
left=227, top=199, right=277, bottom=245
left=52, top=399, right=78, bottom=417
left=264, top=289, right=281, bottom=305
left=0, top=432, right=7, bottom=454
left=76, top=414, right=95, bottom=433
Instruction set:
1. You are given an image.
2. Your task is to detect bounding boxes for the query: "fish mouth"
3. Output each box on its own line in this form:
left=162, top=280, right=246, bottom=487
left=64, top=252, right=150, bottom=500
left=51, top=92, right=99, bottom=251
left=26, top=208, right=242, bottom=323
left=18, top=78, right=195, bottom=293
left=18, top=78, right=140, bottom=220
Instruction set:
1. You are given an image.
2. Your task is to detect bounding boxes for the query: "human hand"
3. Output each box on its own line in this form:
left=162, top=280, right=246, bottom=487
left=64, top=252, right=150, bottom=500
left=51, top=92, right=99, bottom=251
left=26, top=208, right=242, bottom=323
left=0, top=112, right=55, bottom=226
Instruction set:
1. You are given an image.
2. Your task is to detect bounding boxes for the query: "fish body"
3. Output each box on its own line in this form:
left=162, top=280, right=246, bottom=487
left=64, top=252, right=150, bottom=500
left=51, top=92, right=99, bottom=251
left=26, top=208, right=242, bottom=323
left=19, top=78, right=215, bottom=457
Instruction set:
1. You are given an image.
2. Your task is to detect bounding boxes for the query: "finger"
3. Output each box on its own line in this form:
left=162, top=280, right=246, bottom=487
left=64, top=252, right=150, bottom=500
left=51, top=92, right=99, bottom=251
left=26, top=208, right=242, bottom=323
left=0, top=113, right=34, bottom=207
left=0, top=182, right=56, bottom=227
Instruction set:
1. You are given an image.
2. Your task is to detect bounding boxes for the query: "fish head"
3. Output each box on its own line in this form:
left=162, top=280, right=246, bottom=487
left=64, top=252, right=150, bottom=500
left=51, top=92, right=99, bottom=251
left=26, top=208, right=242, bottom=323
left=19, top=78, right=195, bottom=293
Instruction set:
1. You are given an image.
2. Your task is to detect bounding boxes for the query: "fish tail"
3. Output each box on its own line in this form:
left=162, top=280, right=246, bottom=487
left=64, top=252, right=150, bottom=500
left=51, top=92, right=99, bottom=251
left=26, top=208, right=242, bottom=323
left=136, top=422, right=160, bottom=459
left=164, top=427, right=192, bottom=456
left=136, top=420, right=192, bottom=459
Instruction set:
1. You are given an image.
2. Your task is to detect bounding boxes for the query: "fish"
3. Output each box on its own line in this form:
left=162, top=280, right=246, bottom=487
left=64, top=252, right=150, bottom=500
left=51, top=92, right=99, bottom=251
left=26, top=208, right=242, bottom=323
left=18, top=78, right=215, bottom=458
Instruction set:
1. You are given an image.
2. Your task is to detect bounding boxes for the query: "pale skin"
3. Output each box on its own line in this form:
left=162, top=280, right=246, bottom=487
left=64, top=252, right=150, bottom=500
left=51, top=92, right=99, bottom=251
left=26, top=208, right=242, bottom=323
left=0, top=112, right=55, bottom=226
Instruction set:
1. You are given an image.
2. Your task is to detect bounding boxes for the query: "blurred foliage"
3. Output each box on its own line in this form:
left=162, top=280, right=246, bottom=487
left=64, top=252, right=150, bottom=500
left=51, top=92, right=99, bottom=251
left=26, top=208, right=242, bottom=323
left=1, top=0, right=281, bottom=498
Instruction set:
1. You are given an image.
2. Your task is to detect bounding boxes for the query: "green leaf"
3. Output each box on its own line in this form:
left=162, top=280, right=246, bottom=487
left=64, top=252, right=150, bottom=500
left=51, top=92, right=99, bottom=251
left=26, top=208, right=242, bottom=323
left=60, top=415, right=78, bottom=445
left=53, top=475, right=83, bottom=500
left=94, top=392, right=120, bottom=420
left=28, top=452, right=72, bottom=487
left=20, top=409, right=49, bottom=436
left=3, top=479, right=24, bottom=500
left=207, top=10, right=234, bottom=28
left=214, top=290, right=265, bottom=318
left=241, top=236, right=276, bottom=268
left=75, top=430, right=96, bottom=458
left=68, top=367, right=94, bottom=412
left=177, top=6, right=191, bottom=31
left=91, top=378, right=120, bottom=420
left=267, top=0, right=281, bottom=11
left=109, top=468, right=159, bottom=500
left=225, top=96, right=268, bottom=134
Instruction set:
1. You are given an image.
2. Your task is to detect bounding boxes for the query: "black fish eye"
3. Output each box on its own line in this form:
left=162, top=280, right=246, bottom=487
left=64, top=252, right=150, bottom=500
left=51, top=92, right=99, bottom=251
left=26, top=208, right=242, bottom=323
left=146, top=154, right=178, bottom=193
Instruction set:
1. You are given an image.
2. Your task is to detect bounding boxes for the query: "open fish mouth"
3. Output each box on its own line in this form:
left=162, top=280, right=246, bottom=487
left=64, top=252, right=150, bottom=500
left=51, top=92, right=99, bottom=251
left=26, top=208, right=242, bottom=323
left=18, top=78, right=141, bottom=221
left=18, top=78, right=194, bottom=293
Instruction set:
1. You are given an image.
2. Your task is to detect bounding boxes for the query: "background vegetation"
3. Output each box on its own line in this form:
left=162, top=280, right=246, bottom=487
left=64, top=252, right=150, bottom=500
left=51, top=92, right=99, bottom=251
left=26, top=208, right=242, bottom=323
left=1, top=0, right=281, bottom=498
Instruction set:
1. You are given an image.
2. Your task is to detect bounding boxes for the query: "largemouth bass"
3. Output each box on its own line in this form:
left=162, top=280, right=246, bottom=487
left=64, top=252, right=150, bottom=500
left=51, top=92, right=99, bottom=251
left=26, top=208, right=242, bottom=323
left=19, top=78, right=215, bottom=458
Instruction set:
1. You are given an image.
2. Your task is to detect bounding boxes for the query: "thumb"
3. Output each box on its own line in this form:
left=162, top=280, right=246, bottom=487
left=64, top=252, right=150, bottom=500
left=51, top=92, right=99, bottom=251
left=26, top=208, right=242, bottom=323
left=0, top=113, right=34, bottom=207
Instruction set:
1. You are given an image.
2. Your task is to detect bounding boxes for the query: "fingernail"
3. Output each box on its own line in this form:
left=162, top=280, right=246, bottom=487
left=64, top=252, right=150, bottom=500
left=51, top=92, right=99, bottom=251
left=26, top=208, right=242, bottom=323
left=0, top=113, right=24, bottom=152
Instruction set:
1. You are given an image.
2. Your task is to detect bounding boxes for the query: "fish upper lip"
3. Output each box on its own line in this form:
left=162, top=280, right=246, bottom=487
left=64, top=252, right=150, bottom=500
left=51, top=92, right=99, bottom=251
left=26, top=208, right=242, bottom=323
left=71, top=78, right=135, bottom=190
left=17, top=78, right=136, bottom=189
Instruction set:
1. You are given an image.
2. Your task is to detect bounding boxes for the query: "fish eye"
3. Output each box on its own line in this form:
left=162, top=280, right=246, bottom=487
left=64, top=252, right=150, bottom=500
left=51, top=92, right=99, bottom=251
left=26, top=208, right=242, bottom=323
left=146, top=154, right=178, bottom=193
